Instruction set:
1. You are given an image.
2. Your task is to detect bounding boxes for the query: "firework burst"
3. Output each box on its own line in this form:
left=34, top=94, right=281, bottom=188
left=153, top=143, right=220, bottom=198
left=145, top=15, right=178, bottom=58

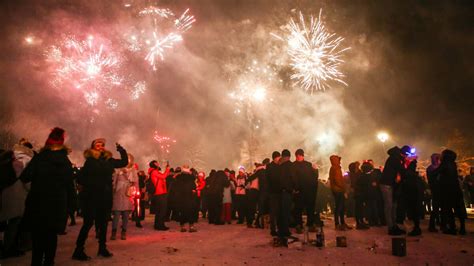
left=274, top=9, right=350, bottom=93
left=126, top=6, right=195, bottom=70
left=46, top=35, right=123, bottom=107
left=153, top=131, right=177, bottom=154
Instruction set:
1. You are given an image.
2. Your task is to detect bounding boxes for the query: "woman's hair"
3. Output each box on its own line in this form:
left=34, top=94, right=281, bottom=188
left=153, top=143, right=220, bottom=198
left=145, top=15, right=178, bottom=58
left=149, top=160, right=158, bottom=169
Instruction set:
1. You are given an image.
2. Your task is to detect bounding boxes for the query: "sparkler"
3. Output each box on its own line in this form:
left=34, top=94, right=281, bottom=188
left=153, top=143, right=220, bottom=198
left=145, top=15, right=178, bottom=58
left=153, top=131, right=177, bottom=154
left=274, top=9, right=350, bottom=93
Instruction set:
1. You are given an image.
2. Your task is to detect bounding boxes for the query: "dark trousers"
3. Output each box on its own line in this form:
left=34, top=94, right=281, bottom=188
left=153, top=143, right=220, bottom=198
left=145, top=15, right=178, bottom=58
left=429, top=195, right=441, bottom=229
left=269, top=194, right=280, bottom=234
left=32, top=229, right=57, bottom=266
left=76, top=207, right=108, bottom=250
left=152, top=194, right=168, bottom=228
left=294, top=191, right=317, bottom=227
left=277, top=191, right=292, bottom=238
left=246, top=189, right=259, bottom=225
left=207, top=194, right=223, bottom=224
left=234, top=194, right=248, bottom=223
left=367, top=199, right=380, bottom=225
left=355, top=196, right=365, bottom=225
left=333, top=192, right=345, bottom=226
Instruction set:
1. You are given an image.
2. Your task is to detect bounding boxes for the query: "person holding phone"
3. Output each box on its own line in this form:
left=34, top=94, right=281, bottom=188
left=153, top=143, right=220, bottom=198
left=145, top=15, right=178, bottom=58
left=72, top=139, right=128, bottom=261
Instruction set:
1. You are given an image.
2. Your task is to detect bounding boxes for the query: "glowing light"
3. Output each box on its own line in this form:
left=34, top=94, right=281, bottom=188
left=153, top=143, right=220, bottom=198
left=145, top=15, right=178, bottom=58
left=274, top=9, right=350, bottom=93
left=377, top=132, right=389, bottom=143
left=25, top=36, right=34, bottom=44
left=252, top=87, right=266, bottom=102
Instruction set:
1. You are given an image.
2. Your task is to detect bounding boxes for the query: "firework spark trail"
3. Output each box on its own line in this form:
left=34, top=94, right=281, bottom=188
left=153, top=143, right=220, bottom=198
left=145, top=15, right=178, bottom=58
left=145, top=32, right=183, bottom=71
left=175, top=9, right=195, bottom=32
left=276, top=9, right=350, bottom=93
left=46, top=36, right=123, bottom=107
left=139, top=6, right=174, bottom=18
left=136, top=6, right=195, bottom=70
left=153, top=131, right=177, bottom=154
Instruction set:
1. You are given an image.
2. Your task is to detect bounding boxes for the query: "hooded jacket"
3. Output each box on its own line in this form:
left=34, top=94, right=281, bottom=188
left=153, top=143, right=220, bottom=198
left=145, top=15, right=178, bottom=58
left=329, top=155, right=345, bottom=193
left=148, top=166, right=170, bottom=196
left=380, top=146, right=405, bottom=187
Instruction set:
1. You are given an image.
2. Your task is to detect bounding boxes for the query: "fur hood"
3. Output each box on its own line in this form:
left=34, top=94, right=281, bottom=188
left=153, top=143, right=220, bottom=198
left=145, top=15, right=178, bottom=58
left=83, top=148, right=112, bottom=160
left=13, top=144, right=35, bottom=158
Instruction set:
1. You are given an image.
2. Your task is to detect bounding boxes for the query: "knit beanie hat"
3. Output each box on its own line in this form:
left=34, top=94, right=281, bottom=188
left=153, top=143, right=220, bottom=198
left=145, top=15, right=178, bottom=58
left=45, top=127, right=65, bottom=146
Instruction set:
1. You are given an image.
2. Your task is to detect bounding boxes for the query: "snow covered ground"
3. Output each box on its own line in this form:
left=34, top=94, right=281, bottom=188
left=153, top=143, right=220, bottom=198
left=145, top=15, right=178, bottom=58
left=2, top=214, right=474, bottom=265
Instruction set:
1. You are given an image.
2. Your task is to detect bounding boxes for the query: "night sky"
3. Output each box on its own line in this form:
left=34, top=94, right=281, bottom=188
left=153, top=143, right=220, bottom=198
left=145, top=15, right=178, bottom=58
left=0, top=0, right=473, bottom=171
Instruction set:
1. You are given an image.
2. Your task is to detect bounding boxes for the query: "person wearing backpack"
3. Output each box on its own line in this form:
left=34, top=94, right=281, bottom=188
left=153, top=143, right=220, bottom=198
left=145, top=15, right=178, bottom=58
left=148, top=160, right=170, bottom=230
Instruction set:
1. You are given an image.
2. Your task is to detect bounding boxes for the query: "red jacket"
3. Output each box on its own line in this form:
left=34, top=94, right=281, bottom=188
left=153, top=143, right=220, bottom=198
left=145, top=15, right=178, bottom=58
left=148, top=167, right=170, bottom=195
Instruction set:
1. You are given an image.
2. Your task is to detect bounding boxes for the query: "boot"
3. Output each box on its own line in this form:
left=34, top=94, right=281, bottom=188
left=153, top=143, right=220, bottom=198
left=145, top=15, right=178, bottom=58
left=459, top=219, right=466, bottom=235
left=121, top=230, right=126, bottom=240
left=97, top=247, right=113, bottom=257
left=408, top=227, right=422, bottom=236
left=72, top=248, right=91, bottom=261
left=180, top=225, right=187, bottom=232
left=136, top=221, right=143, bottom=228
left=110, top=229, right=117, bottom=240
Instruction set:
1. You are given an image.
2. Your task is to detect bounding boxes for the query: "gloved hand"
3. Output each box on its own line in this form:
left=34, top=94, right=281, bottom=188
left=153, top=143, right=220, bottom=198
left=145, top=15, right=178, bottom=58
left=116, top=143, right=125, bottom=152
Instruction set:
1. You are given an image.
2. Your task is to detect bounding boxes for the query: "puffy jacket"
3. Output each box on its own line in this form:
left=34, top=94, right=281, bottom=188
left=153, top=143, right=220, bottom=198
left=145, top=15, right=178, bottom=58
left=148, top=167, right=170, bottom=195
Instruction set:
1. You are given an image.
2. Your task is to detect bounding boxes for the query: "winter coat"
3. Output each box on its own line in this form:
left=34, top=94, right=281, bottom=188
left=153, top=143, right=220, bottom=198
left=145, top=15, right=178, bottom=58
left=223, top=185, right=233, bottom=204
left=433, top=150, right=464, bottom=206
left=0, top=145, right=33, bottom=222
left=329, top=155, right=345, bottom=193
left=247, top=166, right=264, bottom=191
left=235, top=174, right=247, bottom=195
left=380, top=147, right=405, bottom=187
left=19, top=145, right=74, bottom=233
left=279, top=158, right=296, bottom=192
left=426, top=164, right=441, bottom=197
left=292, top=160, right=318, bottom=195
left=77, top=147, right=128, bottom=212
left=354, top=172, right=370, bottom=199
left=170, top=172, right=197, bottom=212
left=112, top=167, right=138, bottom=211
left=266, top=161, right=281, bottom=194
left=148, top=167, right=170, bottom=195
left=196, top=177, right=206, bottom=197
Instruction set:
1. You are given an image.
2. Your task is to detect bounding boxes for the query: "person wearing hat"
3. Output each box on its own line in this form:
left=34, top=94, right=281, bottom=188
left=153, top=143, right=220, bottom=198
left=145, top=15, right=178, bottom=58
left=266, top=151, right=282, bottom=239
left=292, top=149, right=319, bottom=233
left=72, top=138, right=128, bottom=260
left=234, top=166, right=248, bottom=224
left=19, top=127, right=75, bottom=266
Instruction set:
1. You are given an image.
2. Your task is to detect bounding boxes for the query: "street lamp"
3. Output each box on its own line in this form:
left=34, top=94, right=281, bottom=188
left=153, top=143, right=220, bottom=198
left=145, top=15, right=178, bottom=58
left=377, top=132, right=389, bottom=143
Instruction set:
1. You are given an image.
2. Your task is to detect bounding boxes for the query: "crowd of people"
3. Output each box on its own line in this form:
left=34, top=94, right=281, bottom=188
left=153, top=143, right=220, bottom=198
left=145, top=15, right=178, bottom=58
left=0, top=127, right=473, bottom=265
